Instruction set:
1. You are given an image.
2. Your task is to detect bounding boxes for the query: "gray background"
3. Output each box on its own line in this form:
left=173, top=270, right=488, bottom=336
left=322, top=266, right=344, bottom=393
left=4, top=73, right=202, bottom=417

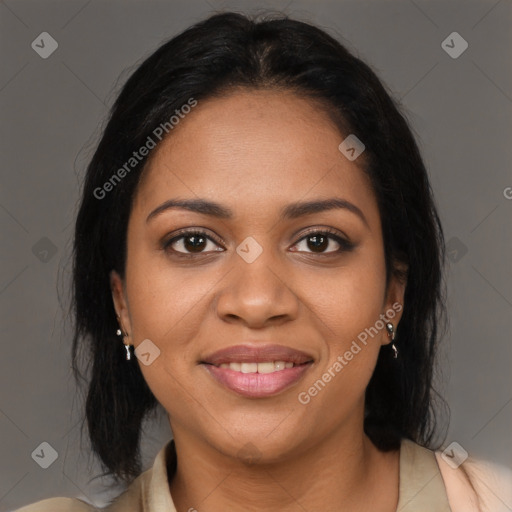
left=1, top=0, right=511, bottom=509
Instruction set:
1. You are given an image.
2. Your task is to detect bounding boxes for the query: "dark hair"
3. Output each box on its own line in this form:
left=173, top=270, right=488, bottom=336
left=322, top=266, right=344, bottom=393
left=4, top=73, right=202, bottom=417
left=72, top=11, right=447, bottom=484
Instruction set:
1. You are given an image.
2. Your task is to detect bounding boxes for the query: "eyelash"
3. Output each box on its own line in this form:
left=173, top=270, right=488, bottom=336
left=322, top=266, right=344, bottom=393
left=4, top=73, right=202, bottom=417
left=162, top=228, right=355, bottom=258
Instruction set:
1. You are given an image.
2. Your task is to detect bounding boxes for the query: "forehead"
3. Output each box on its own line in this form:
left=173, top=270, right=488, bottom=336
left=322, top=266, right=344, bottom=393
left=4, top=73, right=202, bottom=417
left=134, top=89, right=376, bottom=221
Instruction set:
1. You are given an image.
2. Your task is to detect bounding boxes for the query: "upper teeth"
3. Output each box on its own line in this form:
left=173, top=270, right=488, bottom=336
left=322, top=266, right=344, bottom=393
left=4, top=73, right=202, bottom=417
left=218, top=361, right=294, bottom=373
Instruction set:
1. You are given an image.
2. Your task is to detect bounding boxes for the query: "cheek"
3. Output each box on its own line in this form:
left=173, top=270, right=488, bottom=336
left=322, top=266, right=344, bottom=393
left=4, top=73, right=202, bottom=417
left=124, top=242, right=218, bottom=341
left=123, top=256, right=205, bottom=413
left=303, top=245, right=387, bottom=400
left=297, top=263, right=385, bottom=416
left=305, top=248, right=387, bottom=338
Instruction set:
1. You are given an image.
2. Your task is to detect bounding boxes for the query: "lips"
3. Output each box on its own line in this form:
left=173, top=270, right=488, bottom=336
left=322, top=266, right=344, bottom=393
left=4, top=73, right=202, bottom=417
left=201, top=344, right=314, bottom=366
left=200, top=344, right=314, bottom=398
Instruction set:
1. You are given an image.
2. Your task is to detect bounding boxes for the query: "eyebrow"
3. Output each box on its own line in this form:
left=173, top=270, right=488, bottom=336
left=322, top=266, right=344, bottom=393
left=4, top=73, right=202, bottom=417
left=146, top=197, right=368, bottom=227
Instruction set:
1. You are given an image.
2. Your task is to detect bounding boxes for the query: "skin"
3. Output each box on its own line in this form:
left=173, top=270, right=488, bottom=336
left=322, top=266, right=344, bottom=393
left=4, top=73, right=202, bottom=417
left=111, top=89, right=407, bottom=512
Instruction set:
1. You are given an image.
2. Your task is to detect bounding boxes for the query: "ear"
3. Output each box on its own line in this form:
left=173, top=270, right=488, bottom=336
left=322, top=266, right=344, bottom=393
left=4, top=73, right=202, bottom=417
left=110, top=270, right=132, bottom=337
left=380, top=261, right=407, bottom=347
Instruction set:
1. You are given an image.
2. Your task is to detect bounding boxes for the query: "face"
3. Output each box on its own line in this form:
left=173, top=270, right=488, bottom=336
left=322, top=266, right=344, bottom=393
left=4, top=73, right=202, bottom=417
left=111, top=89, right=406, bottom=462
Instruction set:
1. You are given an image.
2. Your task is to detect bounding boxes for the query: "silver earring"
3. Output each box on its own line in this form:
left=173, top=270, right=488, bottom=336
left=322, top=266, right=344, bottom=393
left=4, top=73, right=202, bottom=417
left=116, top=316, right=132, bottom=361
left=386, top=322, right=398, bottom=359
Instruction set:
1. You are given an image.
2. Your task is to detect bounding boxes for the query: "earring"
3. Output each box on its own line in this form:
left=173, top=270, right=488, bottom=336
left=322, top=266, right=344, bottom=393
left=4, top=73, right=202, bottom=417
left=116, top=316, right=132, bottom=361
left=124, top=343, right=132, bottom=361
left=385, top=322, right=398, bottom=359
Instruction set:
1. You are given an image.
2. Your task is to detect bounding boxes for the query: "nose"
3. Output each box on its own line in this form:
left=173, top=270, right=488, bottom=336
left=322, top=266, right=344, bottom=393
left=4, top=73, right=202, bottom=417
left=214, top=249, right=300, bottom=329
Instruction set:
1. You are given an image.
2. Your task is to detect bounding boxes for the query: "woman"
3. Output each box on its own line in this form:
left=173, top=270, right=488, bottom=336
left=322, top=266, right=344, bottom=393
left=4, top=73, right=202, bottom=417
left=17, top=11, right=511, bottom=512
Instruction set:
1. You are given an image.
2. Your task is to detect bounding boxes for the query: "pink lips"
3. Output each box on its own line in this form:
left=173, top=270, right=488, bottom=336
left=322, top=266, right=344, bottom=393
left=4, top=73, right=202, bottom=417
left=200, top=344, right=314, bottom=398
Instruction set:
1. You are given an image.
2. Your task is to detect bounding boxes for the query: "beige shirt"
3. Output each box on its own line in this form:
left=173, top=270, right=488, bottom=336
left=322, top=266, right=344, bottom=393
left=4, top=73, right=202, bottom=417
left=15, top=438, right=512, bottom=511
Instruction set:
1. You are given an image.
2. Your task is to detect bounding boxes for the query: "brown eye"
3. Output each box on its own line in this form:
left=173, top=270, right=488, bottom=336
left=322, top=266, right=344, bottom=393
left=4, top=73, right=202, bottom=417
left=305, top=234, right=330, bottom=252
left=163, top=230, right=224, bottom=255
left=291, top=230, right=354, bottom=255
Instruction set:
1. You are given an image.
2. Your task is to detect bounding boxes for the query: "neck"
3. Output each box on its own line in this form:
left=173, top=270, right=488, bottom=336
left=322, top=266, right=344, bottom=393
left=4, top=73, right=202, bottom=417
left=168, top=423, right=399, bottom=512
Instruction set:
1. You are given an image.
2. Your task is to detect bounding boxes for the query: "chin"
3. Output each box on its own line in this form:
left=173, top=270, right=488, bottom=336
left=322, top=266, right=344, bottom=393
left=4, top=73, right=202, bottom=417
left=213, top=428, right=307, bottom=465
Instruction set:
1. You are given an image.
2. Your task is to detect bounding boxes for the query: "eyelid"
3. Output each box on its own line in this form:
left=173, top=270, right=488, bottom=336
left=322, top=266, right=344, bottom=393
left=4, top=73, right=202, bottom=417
left=295, top=226, right=351, bottom=243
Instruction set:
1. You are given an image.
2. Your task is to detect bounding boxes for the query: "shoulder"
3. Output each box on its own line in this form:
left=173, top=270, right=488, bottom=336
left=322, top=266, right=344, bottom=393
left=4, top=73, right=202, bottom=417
left=435, top=450, right=512, bottom=512
left=14, top=497, right=99, bottom=511
left=14, top=451, right=159, bottom=512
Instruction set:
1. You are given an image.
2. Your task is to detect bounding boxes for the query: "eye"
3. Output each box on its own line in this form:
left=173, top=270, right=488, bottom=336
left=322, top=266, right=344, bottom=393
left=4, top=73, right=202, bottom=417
left=163, top=229, right=224, bottom=255
left=291, top=229, right=354, bottom=255
left=162, top=227, right=354, bottom=257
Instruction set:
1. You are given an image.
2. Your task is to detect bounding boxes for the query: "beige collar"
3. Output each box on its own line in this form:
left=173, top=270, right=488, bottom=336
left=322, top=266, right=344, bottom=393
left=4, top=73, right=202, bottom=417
left=396, top=438, right=451, bottom=511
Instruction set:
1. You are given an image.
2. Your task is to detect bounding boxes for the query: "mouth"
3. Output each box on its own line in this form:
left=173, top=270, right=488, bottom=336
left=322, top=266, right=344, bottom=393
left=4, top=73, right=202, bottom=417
left=211, top=361, right=302, bottom=373
left=200, top=344, right=314, bottom=398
